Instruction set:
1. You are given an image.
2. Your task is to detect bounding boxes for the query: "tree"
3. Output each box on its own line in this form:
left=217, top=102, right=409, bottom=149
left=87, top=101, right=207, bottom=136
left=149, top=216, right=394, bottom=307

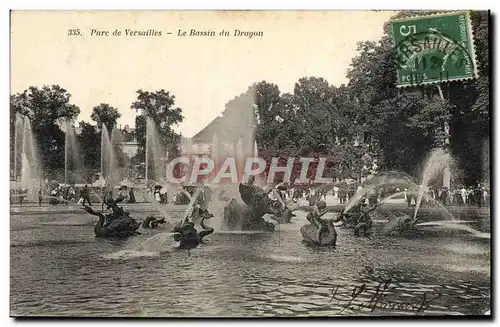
left=91, top=103, right=121, bottom=132
left=253, top=79, right=361, bottom=182
left=78, top=121, right=100, bottom=182
left=254, top=82, right=301, bottom=155
left=292, top=77, right=338, bottom=155
left=131, top=89, right=184, bottom=171
left=346, top=10, right=489, bottom=184
left=10, top=85, right=80, bottom=179
left=129, top=115, right=146, bottom=179
left=446, top=11, right=489, bottom=185
left=245, top=11, right=489, bottom=185
left=254, top=78, right=340, bottom=157
left=78, top=119, right=128, bottom=184
left=254, top=81, right=282, bottom=126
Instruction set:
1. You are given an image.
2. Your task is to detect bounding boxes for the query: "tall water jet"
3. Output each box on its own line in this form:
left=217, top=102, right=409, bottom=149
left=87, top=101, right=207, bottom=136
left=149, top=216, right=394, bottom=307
left=236, top=138, right=244, bottom=181
left=101, top=127, right=112, bottom=186
left=19, top=117, right=41, bottom=200
left=100, top=128, right=105, bottom=187
left=252, top=140, right=265, bottom=186
left=343, top=172, right=416, bottom=214
left=109, top=126, right=118, bottom=186
left=482, top=139, right=490, bottom=186
left=145, top=125, right=149, bottom=184
left=63, top=120, right=81, bottom=185
left=185, top=137, right=192, bottom=155
left=64, top=125, right=69, bottom=185
left=413, top=149, right=452, bottom=221
left=13, top=114, right=24, bottom=186
left=146, top=117, right=166, bottom=183
left=211, top=133, right=218, bottom=182
left=183, top=136, right=193, bottom=183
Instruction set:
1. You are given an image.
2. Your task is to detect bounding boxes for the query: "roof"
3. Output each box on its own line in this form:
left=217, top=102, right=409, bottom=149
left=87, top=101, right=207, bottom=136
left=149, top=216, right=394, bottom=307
left=191, top=116, right=224, bottom=143
left=191, top=87, right=256, bottom=143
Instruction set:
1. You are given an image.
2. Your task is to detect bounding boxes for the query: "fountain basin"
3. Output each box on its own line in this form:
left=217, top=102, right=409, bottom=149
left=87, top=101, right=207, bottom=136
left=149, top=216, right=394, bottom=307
left=10, top=203, right=189, bottom=215
left=222, top=199, right=275, bottom=232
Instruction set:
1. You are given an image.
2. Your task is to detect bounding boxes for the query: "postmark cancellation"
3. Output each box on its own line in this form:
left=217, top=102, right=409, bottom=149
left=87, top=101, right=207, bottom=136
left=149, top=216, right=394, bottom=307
left=390, top=11, right=478, bottom=87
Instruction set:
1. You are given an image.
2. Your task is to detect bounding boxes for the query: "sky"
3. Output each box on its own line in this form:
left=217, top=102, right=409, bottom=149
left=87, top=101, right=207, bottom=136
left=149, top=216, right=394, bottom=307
left=11, top=10, right=396, bottom=137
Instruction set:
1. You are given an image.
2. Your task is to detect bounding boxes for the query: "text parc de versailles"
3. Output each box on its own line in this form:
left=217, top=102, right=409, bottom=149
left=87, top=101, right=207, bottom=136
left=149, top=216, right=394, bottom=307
left=101, top=28, right=263, bottom=38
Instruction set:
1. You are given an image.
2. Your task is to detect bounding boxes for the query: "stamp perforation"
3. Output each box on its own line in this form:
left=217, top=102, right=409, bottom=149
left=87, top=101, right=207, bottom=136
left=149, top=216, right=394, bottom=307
left=390, top=10, right=471, bottom=24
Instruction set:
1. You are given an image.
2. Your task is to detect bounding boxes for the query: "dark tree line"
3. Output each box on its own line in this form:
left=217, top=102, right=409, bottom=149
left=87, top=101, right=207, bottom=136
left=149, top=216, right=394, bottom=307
left=10, top=86, right=184, bottom=183
left=131, top=89, right=184, bottom=178
left=10, top=11, right=488, bottom=186
left=252, top=11, right=489, bottom=185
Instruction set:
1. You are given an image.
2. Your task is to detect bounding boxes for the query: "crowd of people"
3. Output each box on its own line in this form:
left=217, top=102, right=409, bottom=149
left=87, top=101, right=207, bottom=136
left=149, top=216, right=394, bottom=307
left=266, top=182, right=490, bottom=208
left=398, top=184, right=490, bottom=208
left=424, top=184, right=490, bottom=207
left=10, top=179, right=490, bottom=209
left=10, top=184, right=129, bottom=206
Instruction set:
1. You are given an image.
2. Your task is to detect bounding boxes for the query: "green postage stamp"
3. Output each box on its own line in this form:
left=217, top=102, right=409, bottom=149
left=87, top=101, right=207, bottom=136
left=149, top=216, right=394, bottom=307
left=390, top=11, right=478, bottom=87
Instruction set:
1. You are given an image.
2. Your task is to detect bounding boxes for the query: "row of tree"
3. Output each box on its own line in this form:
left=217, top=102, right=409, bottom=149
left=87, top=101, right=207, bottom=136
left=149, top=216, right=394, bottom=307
left=10, top=86, right=184, bottom=183
left=252, top=11, right=489, bottom=185
left=10, top=11, right=489, bottom=186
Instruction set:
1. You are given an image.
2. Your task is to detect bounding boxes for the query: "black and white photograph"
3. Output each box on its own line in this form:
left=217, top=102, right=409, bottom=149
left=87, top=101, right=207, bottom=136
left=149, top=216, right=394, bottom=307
left=9, top=9, right=491, bottom=318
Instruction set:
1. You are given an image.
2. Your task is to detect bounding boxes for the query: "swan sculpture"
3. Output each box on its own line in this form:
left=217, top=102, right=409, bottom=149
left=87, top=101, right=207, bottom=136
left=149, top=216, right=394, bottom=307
left=83, top=205, right=141, bottom=238
left=172, top=208, right=215, bottom=250
left=300, top=201, right=339, bottom=246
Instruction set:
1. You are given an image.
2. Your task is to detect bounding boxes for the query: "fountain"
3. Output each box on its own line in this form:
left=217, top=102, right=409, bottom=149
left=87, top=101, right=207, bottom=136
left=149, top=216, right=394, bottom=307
left=98, top=124, right=121, bottom=189
left=236, top=138, right=244, bottom=181
left=146, top=117, right=166, bottom=184
left=109, top=126, right=118, bottom=186
left=379, top=191, right=408, bottom=204
left=252, top=140, right=266, bottom=187
left=63, top=120, right=81, bottom=186
left=184, top=136, right=193, bottom=181
left=415, top=220, right=490, bottom=239
left=336, top=149, right=490, bottom=239
left=64, top=123, right=69, bottom=185
left=100, top=127, right=112, bottom=187
left=211, top=133, right=218, bottom=182
left=13, top=114, right=24, bottom=188
left=198, top=132, right=231, bottom=229
left=342, top=172, right=416, bottom=214
left=482, top=139, right=490, bottom=187
left=413, top=148, right=452, bottom=221
left=13, top=114, right=41, bottom=201
left=118, top=185, right=205, bottom=256
left=217, top=136, right=276, bottom=232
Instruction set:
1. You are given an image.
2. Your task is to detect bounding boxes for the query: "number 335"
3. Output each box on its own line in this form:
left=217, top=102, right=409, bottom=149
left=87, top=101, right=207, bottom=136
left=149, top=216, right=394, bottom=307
left=68, top=29, right=81, bottom=36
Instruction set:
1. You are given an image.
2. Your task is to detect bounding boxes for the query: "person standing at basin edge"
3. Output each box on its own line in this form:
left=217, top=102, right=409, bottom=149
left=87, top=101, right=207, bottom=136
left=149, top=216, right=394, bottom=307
left=63, top=187, right=69, bottom=206
left=38, top=187, right=43, bottom=206
left=475, top=183, right=482, bottom=208
left=128, top=188, right=136, bottom=204
left=81, top=185, right=92, bottom=206
left=460, top=186, right=467, bottom=205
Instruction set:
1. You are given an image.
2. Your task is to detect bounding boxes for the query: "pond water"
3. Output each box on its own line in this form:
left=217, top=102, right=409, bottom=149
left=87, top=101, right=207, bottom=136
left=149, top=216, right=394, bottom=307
left=10, top=209, right=490, bottom=317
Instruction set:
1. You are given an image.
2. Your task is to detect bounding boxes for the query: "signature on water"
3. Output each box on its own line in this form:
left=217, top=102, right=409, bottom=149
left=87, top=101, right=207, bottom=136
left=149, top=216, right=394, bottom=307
left=329, top=278, right=442, bottom=314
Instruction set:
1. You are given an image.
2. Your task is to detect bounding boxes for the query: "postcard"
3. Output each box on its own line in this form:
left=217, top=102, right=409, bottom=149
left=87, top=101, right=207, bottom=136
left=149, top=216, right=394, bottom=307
left=10, top=10, right=490, bottom=318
